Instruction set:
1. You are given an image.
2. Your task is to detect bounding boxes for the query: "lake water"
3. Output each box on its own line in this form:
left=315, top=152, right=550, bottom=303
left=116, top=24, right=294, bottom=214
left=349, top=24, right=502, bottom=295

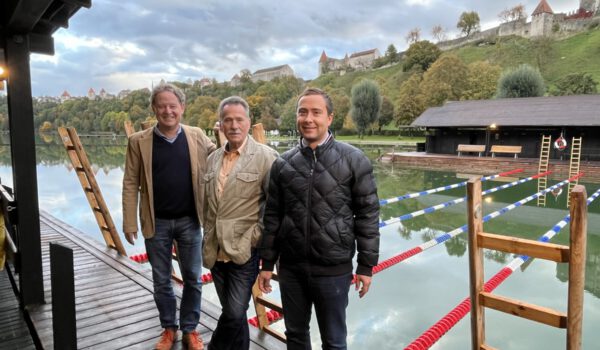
left=1, top=135, right=599, bottom=349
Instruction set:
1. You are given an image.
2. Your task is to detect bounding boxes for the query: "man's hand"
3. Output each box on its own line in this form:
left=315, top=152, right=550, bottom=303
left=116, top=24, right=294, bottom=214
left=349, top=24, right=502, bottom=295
left=355, top=274, right=372, bottom=298
left=258, top=271, right=273, bottom=294
left=124, top=231, right=138, bottom=245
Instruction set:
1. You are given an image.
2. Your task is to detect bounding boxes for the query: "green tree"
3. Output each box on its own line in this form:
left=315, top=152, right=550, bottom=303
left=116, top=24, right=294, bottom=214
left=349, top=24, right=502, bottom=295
left=402, top=40, right=441, bottom=72
left=457, top=11, right=480, bottom=36
left=420, top=54, right=468, bottom=106
left=496, top=64, right=546, bottom=98
left=551, top=73, right=598, bottom=95
left=394, top=73, right=425, bottom=126
left=350, top=80, right=381, bottom=139
left=378, top=97, right=394, bottom=133
left=462, top=61, right=502, bottom=100
left=385, top=44, right=399, bottom=63
left=279, top=97, right=298, bottom=134
left=329, top=92, right=350, bottom=134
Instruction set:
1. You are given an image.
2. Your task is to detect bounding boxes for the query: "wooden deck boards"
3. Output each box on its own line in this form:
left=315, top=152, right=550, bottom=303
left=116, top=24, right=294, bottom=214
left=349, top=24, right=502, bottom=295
left=0, top=268, right=35, bottom=350
left=8, top=211, right=285, bottom=350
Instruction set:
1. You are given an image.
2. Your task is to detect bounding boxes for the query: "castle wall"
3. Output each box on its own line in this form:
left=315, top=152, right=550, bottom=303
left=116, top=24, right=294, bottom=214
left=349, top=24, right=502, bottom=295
left=498, top=18, right=529, bottom=37
left=437, top=27, right=499, bottom=51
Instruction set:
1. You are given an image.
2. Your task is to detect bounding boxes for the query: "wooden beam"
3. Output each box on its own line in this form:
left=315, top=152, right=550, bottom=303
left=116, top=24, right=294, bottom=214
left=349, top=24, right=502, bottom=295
left=252, top=123, right=267, bottom=144
left=480, top=292, right=567, bottom=328
left=5, top=32, right=45, bottom=306
left=6, top=0, right=53, bottom=33
left=478, top=232, right=570, bottom=262
left=480, top=344, right=499, bottom=350
left=263, top=326, right=286, bottom=343
left=256, top=295, right=283, bottom=313
left=467, top=177, right=485, bottom=349
left=62, top=0, right=92, bottom=8
left=29, top=33, right=54, bottom=55
left=567, top=185, right=587, bottom=350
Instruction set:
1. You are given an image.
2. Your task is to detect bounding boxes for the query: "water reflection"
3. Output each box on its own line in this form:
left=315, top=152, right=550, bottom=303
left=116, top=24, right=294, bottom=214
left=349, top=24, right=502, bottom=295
left=0, top=135, right=599, bottom=349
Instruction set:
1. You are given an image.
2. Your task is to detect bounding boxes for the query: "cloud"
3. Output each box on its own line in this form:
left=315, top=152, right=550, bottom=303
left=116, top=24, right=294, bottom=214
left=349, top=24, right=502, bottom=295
left=29, top=0, right=584, bottom=97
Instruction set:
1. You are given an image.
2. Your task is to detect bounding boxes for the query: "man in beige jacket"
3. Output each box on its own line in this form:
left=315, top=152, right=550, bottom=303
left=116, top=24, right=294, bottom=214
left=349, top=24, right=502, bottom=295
left=122, top=83, right=215, bottom=350
left=202, top=96, right=277, bottom=350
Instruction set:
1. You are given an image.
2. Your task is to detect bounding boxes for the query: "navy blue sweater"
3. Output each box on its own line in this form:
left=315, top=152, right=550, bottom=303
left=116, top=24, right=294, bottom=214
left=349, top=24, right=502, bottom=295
left=152, top=131, right=195, bottom=219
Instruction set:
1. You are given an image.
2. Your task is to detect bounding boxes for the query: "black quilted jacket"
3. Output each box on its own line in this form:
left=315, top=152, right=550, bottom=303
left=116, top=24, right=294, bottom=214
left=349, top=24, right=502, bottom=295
left=259, top=137, right=380, bottom=276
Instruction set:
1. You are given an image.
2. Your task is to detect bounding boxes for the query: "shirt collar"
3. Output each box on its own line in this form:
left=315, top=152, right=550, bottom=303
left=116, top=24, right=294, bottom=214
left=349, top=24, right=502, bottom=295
left=224, top=135, right=248, bottom=155
left=301, top=131, right=332, bottom=149
left=154, top=125, right=182, bottom=143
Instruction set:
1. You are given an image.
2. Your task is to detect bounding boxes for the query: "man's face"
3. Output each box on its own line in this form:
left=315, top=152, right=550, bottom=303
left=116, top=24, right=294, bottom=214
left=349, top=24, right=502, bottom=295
left=152, top=91, right=184, bottom=130
left=220, top=103, right=250, bottom=150
left=296, top=94, right=333, bottom=146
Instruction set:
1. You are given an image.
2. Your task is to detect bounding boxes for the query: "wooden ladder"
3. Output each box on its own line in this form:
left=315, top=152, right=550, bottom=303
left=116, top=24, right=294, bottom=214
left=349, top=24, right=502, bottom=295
left=537, top=135, right=552, bottom=207
left=567, top=137, right=583, bottom=208
left=467, top=178, right=587, bottom=350
left=58, top=127, right=127, bottom=256
left=248, top=123, right=286, bottom=342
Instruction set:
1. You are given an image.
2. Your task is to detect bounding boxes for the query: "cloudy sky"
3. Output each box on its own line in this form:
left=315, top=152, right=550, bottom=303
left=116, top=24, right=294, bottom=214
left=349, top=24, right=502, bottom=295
left=29, top=0, right=579, bottom=97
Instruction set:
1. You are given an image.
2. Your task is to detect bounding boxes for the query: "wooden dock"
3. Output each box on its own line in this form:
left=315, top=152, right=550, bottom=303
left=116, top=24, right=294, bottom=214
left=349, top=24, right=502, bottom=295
left=2, top=211, right=284, bottom=350
left=0, top=268, right=36, bottom=349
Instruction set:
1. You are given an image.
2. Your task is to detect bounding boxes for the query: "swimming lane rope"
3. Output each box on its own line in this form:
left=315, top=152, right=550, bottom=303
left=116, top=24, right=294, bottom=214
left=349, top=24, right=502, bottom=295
left=379, top=169, right=524, bottom=206
left=404, top=185, right=600, bottom=350
left=371, top=173, right=582, bottom=276
left=379, top=170, right=551, bottom=228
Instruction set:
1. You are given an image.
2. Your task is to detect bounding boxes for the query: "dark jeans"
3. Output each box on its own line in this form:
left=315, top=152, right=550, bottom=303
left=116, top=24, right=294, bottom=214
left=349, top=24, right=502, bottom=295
left=145, top=216, right=202, bottom=333
left=279, top=267, right=352, bottom=350
left=208, top=250, right=259, bottom=350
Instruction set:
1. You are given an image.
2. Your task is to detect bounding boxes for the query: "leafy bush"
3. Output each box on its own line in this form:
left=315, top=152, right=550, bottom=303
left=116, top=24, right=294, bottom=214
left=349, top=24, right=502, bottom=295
left=496, top=64, right=545, bottom=98
left=551, top=73, right=598, bottom=95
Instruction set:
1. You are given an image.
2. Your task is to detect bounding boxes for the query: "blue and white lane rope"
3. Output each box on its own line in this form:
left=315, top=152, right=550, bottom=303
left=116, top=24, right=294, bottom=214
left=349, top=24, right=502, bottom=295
left=373, top=174, right=583, bottom=273
left=379, top=168, right=524, bottom=206
left=379, top=170, right=550, bottom=228
left=405, top=185, right=599, bottom=350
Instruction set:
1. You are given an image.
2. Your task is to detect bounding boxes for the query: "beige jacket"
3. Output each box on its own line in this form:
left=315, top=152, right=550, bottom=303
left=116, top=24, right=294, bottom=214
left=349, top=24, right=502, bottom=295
left=122, top=124, right=216, bottom=238
left=202, top=136, right=277, bottom=268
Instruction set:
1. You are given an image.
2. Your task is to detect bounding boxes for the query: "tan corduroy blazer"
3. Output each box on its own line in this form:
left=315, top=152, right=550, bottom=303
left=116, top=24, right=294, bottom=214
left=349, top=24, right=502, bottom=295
left=122, top=124, right=216, bottom=239
left=202, top=136, right=277, bottom=268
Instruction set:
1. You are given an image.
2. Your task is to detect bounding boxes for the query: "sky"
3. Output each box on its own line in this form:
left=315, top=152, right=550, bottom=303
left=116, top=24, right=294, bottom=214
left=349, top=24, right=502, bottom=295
left=29, top=0, right=581, bottom=97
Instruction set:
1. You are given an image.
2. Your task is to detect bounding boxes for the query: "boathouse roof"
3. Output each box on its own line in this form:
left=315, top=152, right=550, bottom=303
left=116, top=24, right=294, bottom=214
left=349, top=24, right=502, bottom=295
left=411, top=95, right=600, bottom=127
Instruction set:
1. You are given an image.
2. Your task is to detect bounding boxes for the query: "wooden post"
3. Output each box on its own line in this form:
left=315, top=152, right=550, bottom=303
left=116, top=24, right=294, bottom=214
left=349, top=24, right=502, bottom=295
left=5, top=34, right=45, bottom=306
left=252, top=123, right=267, bottom=144
left=467, top=177, right=485, bottom=349
left=567, top=185, right=587, bottom=350
left=141, top=120, right=155, bottom=130
left=124, top=120, right=135, bottom=137
left=251, top=279, right=269, bottom=329
left=50, top=243, right=77, bottom=350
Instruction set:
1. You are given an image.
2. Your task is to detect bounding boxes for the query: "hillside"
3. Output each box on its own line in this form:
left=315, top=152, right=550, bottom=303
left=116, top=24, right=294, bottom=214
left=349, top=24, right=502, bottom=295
left=311, top=28, right=600, bottom=102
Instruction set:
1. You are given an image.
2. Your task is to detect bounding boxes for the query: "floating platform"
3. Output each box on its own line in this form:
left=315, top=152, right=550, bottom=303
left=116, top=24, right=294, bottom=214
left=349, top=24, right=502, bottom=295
left=381, top=152, right=600, bottom=183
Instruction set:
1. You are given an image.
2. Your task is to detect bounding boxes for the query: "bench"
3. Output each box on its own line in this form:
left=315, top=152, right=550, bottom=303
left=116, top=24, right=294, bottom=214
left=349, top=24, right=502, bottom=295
left=457, top=144, right=486, bottom=157
left=490, top=145, right=522, bottom=158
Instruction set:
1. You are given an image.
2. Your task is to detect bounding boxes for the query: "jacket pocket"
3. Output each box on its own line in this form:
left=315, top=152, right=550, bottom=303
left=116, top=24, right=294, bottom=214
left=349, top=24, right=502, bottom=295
left=236, top=172, right=260, bottom=198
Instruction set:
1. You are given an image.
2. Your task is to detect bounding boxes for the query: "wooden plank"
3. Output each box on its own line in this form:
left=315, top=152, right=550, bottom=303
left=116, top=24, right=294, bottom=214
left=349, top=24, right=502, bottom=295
left=252, top=123, right=267, bottom=144
left=478, top=232, right=570, bottom=262
left=567, top=185, right=587, bottom=350
left=480, top=344, right=499, bottom=350
left=256, top=295, right=283, bottom=313
left=480, top=292, right=567, bottom=328
left=467, top=177, right=486, bottom=348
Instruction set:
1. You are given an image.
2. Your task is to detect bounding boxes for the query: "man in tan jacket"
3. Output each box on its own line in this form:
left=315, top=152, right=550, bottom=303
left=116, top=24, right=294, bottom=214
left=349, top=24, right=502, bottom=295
left=122, top=83, right=215, bottom=350
left=202, top=96, right=277, bottom=350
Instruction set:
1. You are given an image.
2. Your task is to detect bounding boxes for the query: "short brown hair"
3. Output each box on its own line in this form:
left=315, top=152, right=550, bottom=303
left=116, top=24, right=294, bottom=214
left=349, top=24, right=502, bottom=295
left=296, top=88, right=333, bottom=115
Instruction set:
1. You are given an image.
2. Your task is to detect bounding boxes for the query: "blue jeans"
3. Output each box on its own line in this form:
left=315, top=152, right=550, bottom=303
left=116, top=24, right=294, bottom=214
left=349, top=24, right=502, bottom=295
left=145, top=216, right=202, bottom=333
left=279, top=268, right=352, bottom=350
left=208, top=250, right=259, bottom=350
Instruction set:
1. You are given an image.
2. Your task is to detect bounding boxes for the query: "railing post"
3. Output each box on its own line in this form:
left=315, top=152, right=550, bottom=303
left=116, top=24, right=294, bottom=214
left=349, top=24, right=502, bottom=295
left=567, top=185, right=587, bottom=350
left=50, top=243, right=77, bottom=350
left=467, top=177, right=485, bottom=349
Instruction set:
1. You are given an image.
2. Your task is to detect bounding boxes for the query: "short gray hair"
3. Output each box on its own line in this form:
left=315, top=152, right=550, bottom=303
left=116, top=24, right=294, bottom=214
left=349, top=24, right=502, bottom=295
left=151, top=83, right=185, bottom=106
left=217, top=96, right=250, bottom=120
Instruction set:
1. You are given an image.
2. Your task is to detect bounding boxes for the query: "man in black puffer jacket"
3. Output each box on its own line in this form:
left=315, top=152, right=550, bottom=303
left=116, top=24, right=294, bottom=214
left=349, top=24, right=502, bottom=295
left=258, top=88, right=380, bottom=350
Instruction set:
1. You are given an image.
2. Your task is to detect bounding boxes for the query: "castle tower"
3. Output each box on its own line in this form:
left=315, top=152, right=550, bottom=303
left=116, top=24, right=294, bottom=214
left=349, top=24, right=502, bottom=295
left=318, top=50, right=328, bottom=75
left=531, top=0, right=554, bottom=37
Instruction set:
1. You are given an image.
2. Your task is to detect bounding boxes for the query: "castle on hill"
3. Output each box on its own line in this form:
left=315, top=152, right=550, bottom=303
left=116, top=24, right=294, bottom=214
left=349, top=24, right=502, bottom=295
left=438, top=0, right=600, bottom=50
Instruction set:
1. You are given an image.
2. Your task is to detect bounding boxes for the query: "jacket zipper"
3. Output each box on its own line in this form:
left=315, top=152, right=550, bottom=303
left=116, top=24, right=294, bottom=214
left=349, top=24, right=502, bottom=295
left=306, top=149, right=317, bottom=259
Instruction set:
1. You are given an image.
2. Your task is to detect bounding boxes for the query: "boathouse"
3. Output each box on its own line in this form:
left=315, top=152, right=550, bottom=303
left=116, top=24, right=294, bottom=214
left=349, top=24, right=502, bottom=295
left=411, top=95, right=600, bottom=161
